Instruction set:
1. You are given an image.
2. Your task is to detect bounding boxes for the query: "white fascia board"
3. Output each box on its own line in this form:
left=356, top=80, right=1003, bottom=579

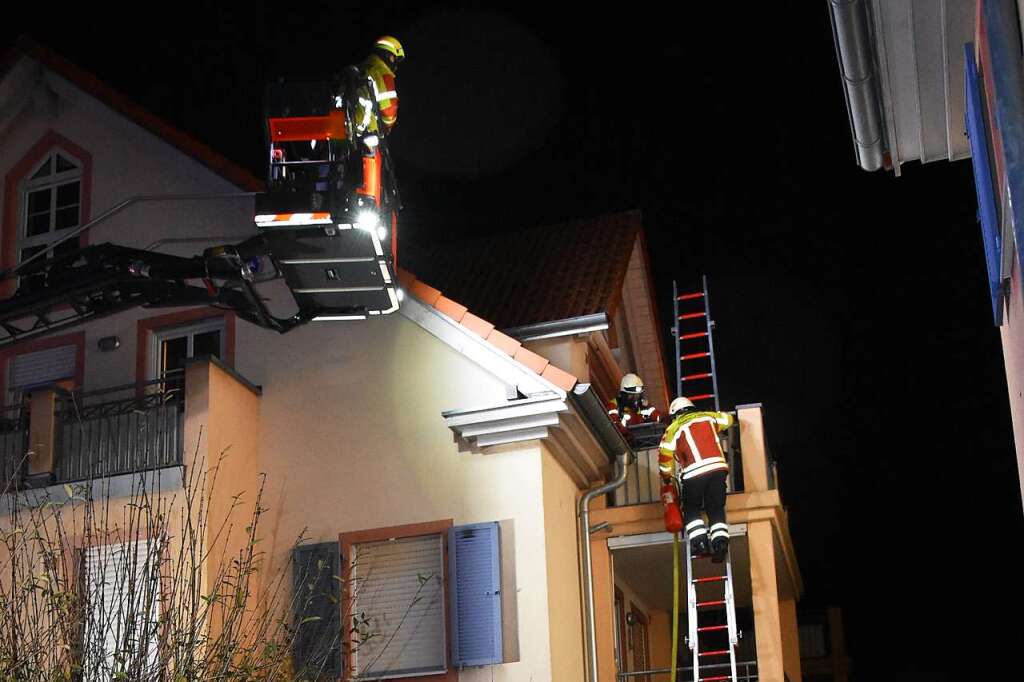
left=400, top=296, right=566, bottom=399
left=443, top=393, right=567, bottom=428
left=457, top=412, right=562, bottom=438
left=474, top=426, right=551, bottom=448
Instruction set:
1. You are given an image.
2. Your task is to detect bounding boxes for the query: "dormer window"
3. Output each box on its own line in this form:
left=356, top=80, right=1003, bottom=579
left=20, top=151, right=82, bottom=265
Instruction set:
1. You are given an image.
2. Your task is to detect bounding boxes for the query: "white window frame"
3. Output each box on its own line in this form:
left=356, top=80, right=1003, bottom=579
left=350, top=533, right=447, bottom=680
left=148, top=317, right=226, bottom=381
left=19, top=150, right=83, bottom=263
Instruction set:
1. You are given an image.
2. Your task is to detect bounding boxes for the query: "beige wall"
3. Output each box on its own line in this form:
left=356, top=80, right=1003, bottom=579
left=541, top=443, right=586, bottom=682
left=183, top=359, right=264, bottom=637
left=237, top=313, right=566, bottom=681
left=647, top=609, right=672, bottom=682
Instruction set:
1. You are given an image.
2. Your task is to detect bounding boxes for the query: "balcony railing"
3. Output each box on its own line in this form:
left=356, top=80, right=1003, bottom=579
left=0, top=403, right=29, bottom=489
left=54, top=373, right=184, bottom=483
left=612, top=424, right=744, bottom=507
left=616, top=659, right=758, bottom=681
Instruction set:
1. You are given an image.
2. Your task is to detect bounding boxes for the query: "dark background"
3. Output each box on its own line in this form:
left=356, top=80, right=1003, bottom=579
left=6, top=3, right=1024, bottom=678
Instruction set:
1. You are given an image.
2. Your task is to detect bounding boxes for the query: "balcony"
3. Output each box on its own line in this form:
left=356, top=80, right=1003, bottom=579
left=53, top=374, right=184, bottom=483
left=0, top=358, right=260, bottom=493
left=611, top=404, right=779, bottom=507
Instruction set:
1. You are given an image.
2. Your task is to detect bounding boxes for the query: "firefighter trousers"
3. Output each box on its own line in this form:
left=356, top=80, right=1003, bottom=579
left=681, top=470, right=728, bottom=544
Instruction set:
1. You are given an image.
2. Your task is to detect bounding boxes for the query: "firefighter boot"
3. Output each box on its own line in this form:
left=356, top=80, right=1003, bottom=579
left=711, top=536, right=729, bottom=563
left=690, top=535, right=709, bottom=557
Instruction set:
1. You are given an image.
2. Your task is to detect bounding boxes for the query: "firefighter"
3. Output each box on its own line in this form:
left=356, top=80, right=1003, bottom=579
left=354, top=35, right=403, bottom=140
left=658, top=397, right=734, bottom=562
left=607, top=373, right=661, bottom=437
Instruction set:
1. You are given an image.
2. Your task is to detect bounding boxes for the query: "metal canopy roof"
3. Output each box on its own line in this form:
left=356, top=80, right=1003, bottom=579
left=829, top=0, right=976, bottom=174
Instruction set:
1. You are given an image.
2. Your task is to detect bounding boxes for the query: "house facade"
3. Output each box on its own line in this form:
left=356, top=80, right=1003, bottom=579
left=1, top=38, right=804, bottom=682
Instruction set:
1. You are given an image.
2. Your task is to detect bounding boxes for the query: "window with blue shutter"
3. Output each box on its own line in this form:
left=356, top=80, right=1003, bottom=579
left=293, top=541, right=342, bottom=680
left=449, top=522, right=503, bottom=667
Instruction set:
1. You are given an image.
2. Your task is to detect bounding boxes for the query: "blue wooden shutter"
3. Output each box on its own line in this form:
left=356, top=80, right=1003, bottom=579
left=293, top=541, right=342, bottom=680
left=965, top=42, right=1004, bottom=325
left=449, top=522, right=503, bottom=667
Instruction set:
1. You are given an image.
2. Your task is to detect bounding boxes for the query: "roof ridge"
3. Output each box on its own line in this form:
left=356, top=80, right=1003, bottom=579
left=396, top=267, right=578, bottom=392
left=4, top=36, right=264, bottom=192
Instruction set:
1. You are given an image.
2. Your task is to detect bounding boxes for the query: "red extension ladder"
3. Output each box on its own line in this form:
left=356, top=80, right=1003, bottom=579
left=673, top=277, right=720, bottom=412
left=685, top=540, right=740, bottom=682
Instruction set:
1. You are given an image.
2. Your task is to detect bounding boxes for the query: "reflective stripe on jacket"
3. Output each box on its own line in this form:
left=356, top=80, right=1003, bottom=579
left=356, top=54, right=398, bottom=133
left=658, top=410, right=733, bottom=480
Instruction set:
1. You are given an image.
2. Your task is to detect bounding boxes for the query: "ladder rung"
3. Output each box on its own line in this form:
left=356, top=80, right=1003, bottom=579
left=699, top=650, right=731, bottom=658
left=692, top=575, right=727, bottom=584
left=682, top=372, right=713, bottom=382
left=678, top=292, right=705, bottom=300
left=680, top=331, right=709, bottom=340
left=697, top=599, right=726, bottom=608
left=697, top=624, right=729, bottom=632
left=681, top=352, right=711, bottom=361
left=679, top=312, right=707, bottom=320
left=687, top=394, right=715, bottom=401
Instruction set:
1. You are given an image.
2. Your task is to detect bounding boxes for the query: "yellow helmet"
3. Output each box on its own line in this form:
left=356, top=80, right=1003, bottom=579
left=375, top=36, right=405, bottom=61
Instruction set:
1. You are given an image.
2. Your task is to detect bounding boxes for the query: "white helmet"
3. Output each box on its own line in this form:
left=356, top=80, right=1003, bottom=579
left=669, top=396, right=694, bottom=416
left=620, top=373, right=644, bottom=394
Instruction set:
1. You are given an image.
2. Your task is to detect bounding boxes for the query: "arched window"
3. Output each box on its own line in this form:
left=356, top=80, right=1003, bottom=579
left=20, top=150, right=83, bottom=264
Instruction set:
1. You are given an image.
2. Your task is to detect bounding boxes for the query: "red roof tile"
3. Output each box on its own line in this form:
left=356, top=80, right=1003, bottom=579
left=3, top=37, right=264, bottom=192
left=401, top=211, right=641, bottom=329
left=397, top=268, right=577, bottom=392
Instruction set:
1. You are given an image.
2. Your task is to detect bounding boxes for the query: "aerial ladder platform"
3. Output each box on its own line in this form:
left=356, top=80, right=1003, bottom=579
left=0, top=71, right=401, bottom=347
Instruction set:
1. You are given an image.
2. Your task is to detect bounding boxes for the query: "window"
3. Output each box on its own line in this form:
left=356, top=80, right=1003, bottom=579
left=81, top=540, right=161, bottom=680
left=149, top=317, right=225, bottom=382
left=340, top=521, right=511, bottom=679
left=349, top=533, right=447, bottom=679
left=20, top=151, right=83, bottom=266
left=0, top=332, right=85, bottom=406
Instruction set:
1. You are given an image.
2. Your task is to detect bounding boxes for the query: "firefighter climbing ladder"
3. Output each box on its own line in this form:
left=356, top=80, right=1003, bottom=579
left=672, top=276, right=740, bottom=682
left=685, top=540, right=739, bottom=682
left=673, top=276, right=720, bottom=411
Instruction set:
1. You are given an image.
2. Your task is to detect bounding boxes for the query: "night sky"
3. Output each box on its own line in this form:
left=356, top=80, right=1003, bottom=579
left=7, top=3, right=1024, bottom=678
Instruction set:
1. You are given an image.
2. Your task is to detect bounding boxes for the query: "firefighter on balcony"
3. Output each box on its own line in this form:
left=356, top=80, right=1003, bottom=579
left=607, top=373, right=661, bottom=438
left=658, top=397, right=734, bottom=561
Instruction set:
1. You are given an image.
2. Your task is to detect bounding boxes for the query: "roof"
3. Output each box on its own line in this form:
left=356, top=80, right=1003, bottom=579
left=397, top=268, right=578, bottom=392
left=1, top=36, right=264, bottom=192
left=400, top=210, right=642, bottom=329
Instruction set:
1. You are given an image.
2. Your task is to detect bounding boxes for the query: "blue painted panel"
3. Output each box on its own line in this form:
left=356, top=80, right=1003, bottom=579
left=982, top=1, right=1024, bottom=292
left=965, top=42, right=1004, bottom=325
left=449, top=522, right=503, bottom=667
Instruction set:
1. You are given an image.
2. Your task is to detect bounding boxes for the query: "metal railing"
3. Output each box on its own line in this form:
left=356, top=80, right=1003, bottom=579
left=54, top=373, right=185, bottom=483
left=612, top=424, right=744, bottom=507
left=616, top=659, right=758, bottom=681
left=0, top=403, right=29, bottom=489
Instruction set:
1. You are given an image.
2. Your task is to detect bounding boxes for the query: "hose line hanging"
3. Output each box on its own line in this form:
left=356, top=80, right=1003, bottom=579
left=670, top=531, right=680, bottom=682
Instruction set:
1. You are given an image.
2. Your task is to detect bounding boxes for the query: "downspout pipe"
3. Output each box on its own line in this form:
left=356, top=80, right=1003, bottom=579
left=579, top=451, right=629, bottom=682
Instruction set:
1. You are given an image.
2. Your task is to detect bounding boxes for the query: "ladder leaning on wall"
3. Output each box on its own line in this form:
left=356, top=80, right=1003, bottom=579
left=671, top=276, right=741, bottom=682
